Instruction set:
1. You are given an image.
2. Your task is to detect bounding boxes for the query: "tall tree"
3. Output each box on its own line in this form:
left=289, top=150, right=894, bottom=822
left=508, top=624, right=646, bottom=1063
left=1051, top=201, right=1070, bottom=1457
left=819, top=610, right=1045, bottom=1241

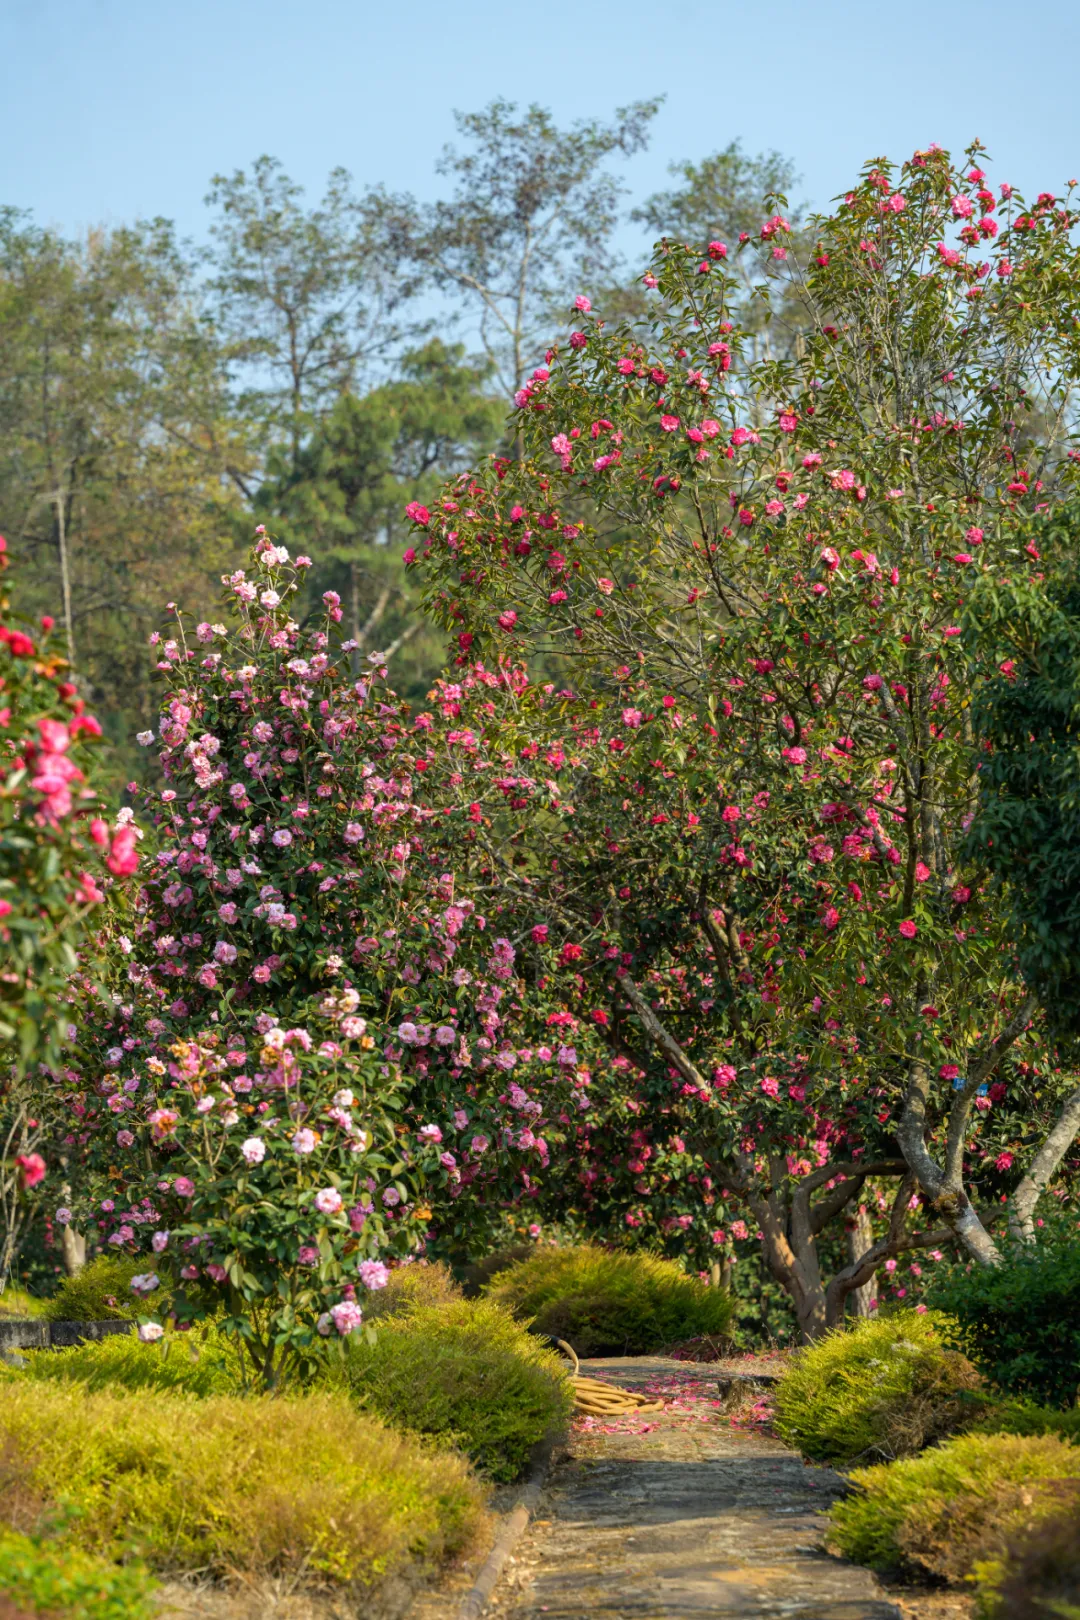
left=403, top=99, right=661, bottom=398
left=0, top=210, right=250, bottom=767
left=205, top=157, right=415, bottom=465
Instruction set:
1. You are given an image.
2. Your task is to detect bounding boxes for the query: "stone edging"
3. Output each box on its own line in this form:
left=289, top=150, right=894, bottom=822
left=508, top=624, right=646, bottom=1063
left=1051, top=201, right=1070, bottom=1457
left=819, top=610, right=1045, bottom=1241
left=455, top=1428, right=562, bottom=1620
left=0, top=1318, right=132, bottom=1357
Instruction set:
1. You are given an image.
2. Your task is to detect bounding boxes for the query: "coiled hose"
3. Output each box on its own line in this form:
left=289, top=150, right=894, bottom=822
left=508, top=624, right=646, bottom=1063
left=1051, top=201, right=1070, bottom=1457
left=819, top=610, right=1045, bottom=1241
left=553, top=1338, right=665, bottom=1416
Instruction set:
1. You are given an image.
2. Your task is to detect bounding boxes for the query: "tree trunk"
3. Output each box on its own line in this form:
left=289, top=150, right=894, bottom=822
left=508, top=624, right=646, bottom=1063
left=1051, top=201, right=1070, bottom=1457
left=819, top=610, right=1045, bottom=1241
left=54, top=487, right=76, bottom=667
left=61, top=1224, right=86, bottom=1276
left=846, top=1207, right=879, bottom=1318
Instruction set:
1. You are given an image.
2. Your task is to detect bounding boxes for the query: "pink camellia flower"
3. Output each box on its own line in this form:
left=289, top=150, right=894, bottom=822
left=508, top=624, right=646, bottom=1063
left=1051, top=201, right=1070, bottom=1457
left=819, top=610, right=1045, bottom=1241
left=218, top=902, right=238, bottom=924
left=898, top=919, right=918, bottom=939
left=574, top=294, right=591, bottom=312
left=939, top=1063, right=961, bottom=1081
left=330, top=1300, right=364, bottom=1336
left=343, top=822, right=364, bottom=845
left=198, top=966, right=218, bottom=989
left=89, top=818, right=109, bottom=847
left=951, top=194, right=974, bottom=218
left=759, top=1076, right=780, bottom=1097
left=292, top=1129, right=317, bottom=1155
left=405, top=502, right=430, bottom=526
left=730, top=1220, right=749, bottom=1240
left=597, top=577, right=614, bottom=595
left=213, top=941, right=238, bottom=965
left=713, top=1064, right=736, bottom=1088
left=106, top=825, right=139, bottom=877
left=822, top=906, right=840, bottom=931
left=173, top=1177, right=195, bottom=1197
left=116, top=1129, right=135, bottom=1148
left=272, top=828, right=293, bottom=847
left=206, top=1263, right=227, bottom=1283
left=240, top=1137, right=266, bottom=1167
left=915, top=861, right=932, bottom=882
left=530, top=924, right=549, bottom=944
left=359, top=1260, right=390, bottom=1290
left=138, top=1322, right=165, bottom=1343
left=995, top=1151, right=1015, bottom=1172
left=966, top=527, right=985, bottom=544
left=952, top=886, right=972, bottom=904
left=151, top=1230, right=169, bottom=1253
left=418, top=1123, right=443, bottom=1144
left=14, top=1153, right=46, bottom=1189
left=314, top=1187, right=343, bottom=1215
left=497, top=610, right=518, bottom=631
left=130, top=1271, right=160, bottom=1296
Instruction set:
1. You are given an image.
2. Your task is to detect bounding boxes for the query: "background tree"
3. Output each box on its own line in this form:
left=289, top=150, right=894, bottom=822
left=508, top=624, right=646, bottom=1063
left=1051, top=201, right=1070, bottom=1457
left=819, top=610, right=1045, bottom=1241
left=254, top=339, right=505, bottom=700
left=205, top=157, right=416, bottom=467
left=0, top=210, right=251, bottom=767
left=402, top=99, right=661, bottom=398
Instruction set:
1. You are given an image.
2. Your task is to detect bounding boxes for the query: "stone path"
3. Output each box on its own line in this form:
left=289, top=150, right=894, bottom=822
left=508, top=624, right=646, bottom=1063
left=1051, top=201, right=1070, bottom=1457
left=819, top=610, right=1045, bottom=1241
left=485, top=1357, right=902, bottom=1620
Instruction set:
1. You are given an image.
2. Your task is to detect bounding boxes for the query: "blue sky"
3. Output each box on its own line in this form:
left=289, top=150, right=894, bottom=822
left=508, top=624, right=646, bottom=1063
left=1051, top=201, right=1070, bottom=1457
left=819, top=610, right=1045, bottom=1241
left=4, top=0, right=1080, bottom=257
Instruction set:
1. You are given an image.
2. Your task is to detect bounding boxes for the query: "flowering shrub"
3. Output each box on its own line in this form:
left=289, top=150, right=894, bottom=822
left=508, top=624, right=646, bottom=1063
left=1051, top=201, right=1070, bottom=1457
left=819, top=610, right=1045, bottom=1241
left=53, top=534, right=585, bottom=1373
left=0, top=537, right=131, bottom=1069
left=0, top=534, right=135, bottom=1282
left=406, top=143, right=1080, bottom=1333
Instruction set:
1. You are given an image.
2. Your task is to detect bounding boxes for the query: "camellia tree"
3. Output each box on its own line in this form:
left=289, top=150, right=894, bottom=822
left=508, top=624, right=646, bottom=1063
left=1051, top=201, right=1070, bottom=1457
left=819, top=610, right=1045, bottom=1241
left=0, top=533, right=136, bottom=1282
left=52, top=534, right=590, bottom=1372
left=405, top=143, right=1080, bottom=1335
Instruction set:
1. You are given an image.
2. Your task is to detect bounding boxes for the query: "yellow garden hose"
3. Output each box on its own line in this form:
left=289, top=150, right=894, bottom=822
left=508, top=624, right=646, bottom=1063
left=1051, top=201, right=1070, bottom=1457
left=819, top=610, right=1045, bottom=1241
left=554, top=1339, right=666, bottom=1417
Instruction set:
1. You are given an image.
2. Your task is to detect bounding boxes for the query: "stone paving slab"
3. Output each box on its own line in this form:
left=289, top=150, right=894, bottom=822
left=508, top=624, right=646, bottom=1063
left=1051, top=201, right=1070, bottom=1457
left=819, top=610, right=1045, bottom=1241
left=488, top=1358, right=900, bottom=1620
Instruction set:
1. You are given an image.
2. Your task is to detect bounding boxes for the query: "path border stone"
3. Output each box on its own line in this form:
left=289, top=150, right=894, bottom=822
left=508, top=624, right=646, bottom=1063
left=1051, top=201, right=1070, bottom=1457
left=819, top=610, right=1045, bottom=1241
left=455, top=1428, right=563, bottom=1620
left=0, top=1318, right=131, bottom=1365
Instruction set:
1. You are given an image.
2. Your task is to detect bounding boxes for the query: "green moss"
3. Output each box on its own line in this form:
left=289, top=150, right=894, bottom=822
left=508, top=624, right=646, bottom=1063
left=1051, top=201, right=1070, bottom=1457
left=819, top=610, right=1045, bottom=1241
left=0, top=1529, right=156, bottom=1619
left=828, top=1433, right=1080, bottom=1581
left=42, top=1255, right=144, bottom=1321
left=341, top=1298, right=573, bottom=1482
left=773, top=1309, right=983, bottom=1464
left=0, top=1384, right=485, bottom=1590
left=485, top=1242, right=735, bottom=1356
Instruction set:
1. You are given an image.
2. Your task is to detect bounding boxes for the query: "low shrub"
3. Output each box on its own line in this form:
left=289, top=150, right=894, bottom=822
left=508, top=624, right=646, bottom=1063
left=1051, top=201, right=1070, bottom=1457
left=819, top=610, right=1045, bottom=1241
left=972, top=1398, right=1080, bottom=1446
left=485, top=1243, right=735, bottom=1356
left=0, top=1383, right=485, bottom=1592
left=828, top=1432, right=1080, bottom=1581
left=8, top=1320, right=247, bottom=1398
left=929, top=1222, right=1080, bottom=1410
left=0, top=1287, right=47, bottom=1320
left=42, top=1256, right=143, bottom=1322
left=975, top=1485, right=1080, bottom=1618
left=341, top=1299, right=573, bottom=1482
left=773, top=1309, right=983, bottom=1464
left=363, top=1260, right=463, bottom=1321
left=0, top=1529, right=156, bottom=1620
